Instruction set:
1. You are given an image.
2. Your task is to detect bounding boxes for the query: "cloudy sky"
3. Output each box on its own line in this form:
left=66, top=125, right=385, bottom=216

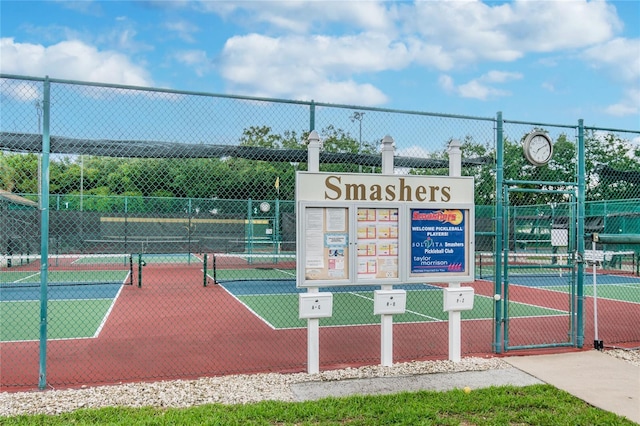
left=1, top=0, right=639, bottom=130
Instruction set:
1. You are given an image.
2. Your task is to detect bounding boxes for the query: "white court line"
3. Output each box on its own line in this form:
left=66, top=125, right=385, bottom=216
left=347, top=291, right=442, bottom=321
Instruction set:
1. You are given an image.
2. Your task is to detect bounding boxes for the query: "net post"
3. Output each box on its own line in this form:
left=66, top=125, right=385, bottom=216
left=128, top=254, right=133, bottom=286
left=137, top=254, right=143, bottom=288
left=203, top=253, right=208, bottom=287
left=212, top=253, right=217, bottom=285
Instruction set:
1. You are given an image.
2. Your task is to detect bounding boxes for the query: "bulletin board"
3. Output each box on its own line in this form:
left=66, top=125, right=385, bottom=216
left=295, top=172, right=475, bottom=287
left=301, top=207, right=350, bottom=282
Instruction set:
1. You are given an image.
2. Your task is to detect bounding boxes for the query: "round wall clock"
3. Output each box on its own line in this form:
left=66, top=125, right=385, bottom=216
left=523, top=131, right=553, bottom=166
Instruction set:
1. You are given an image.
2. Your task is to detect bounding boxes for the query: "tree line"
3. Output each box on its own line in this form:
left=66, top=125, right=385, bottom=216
left=1, top=126, right=639, bottom=212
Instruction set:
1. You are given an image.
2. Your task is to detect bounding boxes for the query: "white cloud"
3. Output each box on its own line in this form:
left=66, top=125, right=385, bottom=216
left=507, top=0, right=621, bottom=51
left=207, top=0, right=626, bottom=105
left=97, top=27, right=153, bottom=53
left=583, top=37, right=640, bottom=83
left=0, top=80, right=41, bottom=102
left=438, top=75, right=455, bottom=93
left=604, top=87, right=640, bottom=117
left=0, top=38, right=153, bottom=86
left=458, top=80, right=509, bottom=100
left=438, top=71, right=522, bottom=100
left=401, top=0, right=621, bottom=69
left=197, top=1, right=394, bottom=34
left=164, top=20, right=200, bottom=43
left=58, top=0, right=103, bottom=16
left=1, top=0, right=633, bottom=112
left=456, top=71, right=523, bottom=100
left=173, top=49, right=211, bottom=76
left=219, top=33, right=396, bottom=104
left=481, top=71, right=523, bottom=84
left=582, top=37, right=640, bottom=118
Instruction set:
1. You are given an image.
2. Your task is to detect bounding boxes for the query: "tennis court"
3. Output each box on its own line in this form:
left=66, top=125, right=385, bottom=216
left=475, top=250, right=640, bottom=303
left=5, top=251, right=638, bottom=342
left=0, top=252, right=211, bottom=343
left=208, top=253, right=578, bottom=330
left=505, top=274, right=640, bottom=302
left=3, top=250, right=639, bottom=390
left=205, top=251, right=640, bottom=339
left=0, top=254, right=133, bottom=342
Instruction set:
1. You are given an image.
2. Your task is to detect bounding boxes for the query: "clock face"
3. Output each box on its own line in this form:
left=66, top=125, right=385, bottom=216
left=523, top=132, right=553, bottom=166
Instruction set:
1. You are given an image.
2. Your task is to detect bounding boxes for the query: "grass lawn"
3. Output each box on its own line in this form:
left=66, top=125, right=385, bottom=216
left=2, top=384, right=635, bottom=425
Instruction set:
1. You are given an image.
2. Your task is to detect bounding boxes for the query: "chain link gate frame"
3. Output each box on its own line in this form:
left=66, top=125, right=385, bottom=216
left=1, top=74, right=639, bottom=390
left=493, top=116, right=587, bottom=353
left=500, top=186, right=580, bottom=351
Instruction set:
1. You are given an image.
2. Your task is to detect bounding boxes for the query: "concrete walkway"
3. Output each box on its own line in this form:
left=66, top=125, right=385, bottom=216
left=505, top=351, right=639, bottom=424
left=291, top=367, right=543, bottom=400
left=291, top=350, right=639, bottom=424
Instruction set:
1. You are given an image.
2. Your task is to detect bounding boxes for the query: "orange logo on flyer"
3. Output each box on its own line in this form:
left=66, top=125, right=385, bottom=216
left=411, top=209, right=463, bottom=225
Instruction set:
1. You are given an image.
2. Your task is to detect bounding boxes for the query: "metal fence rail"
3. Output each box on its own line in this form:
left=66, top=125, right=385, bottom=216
left=1, top=74, right=639, bottom=390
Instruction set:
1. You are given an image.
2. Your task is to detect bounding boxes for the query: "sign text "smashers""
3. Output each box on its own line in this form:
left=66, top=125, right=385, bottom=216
left=324, top=176, right=451, bottom=202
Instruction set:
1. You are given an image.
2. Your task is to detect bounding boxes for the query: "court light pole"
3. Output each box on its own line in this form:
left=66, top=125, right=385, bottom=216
left=350, top=112, right=365, bottom=172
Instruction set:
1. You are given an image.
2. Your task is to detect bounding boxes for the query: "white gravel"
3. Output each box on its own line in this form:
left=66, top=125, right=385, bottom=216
left=1, top=349, right=638, bottom=417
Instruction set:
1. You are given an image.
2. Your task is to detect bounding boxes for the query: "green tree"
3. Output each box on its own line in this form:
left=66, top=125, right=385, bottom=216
left=585, top=131, right=640, bottom=201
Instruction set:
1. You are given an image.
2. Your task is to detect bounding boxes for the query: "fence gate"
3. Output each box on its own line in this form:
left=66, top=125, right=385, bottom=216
left=499, top=184, right=581, bottom=351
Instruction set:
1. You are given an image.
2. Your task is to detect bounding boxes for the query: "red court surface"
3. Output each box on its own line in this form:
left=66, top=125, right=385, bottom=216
left=1, top=264, right=638, bottom=391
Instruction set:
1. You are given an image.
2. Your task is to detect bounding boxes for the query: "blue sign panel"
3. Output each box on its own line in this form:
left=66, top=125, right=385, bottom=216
left=410, top=209, right=467, bottom=274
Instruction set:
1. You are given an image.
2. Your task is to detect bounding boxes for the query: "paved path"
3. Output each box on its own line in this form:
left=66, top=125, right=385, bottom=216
left=291, top=367, right=542, bottom=400
left=505, top=351, right=639, bottom=424
left=291, top=350, right=639, bottom=424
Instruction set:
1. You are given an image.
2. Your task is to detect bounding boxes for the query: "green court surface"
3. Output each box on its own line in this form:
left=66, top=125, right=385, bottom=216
left=1, top=299, right=115, bottom=341
left=585, top=283, right=640, bottom=302
left=235, top=289, right=567, bottom=330
left=137, top=253, right=202, bottom=264
left=214, top=267, right=296, bottom=282
left=538, top=283, right=640, bottom=303
left=1, top=269, right=129, bottom=342
left=70, top=254, right=133, bottom=265
left=1, top=270, right=130, bottom=285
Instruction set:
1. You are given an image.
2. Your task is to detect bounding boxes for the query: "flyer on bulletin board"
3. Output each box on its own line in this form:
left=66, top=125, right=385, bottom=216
left=410, top=209, right=467, bottom=275
left=304, top=207, right=350, bottom=280
left=357, top=208, right=399, bottom=280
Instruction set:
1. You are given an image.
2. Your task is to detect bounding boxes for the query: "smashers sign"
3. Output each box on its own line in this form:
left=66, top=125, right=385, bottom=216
left=296, top=173, right=474, bottom=204
left=410, top=208, right=466, bottom=274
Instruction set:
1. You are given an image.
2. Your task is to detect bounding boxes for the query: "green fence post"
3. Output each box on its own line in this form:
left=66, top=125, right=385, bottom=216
left=187, top=198, right=192, bottom=265
left=38, top=77, right=51, bottom=391
left=576, top=119, right=585, bottom=348
left=494, top=111, right=504, bottom=354
left=247, top=199, right=253, bottom=261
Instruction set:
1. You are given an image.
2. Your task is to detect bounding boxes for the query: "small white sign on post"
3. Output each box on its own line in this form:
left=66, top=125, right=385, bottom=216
left=443, top=287, right=475, bottom=311
left=373, top=290, right=407, bottom=315
left=299, top=293, right=333, bottom=319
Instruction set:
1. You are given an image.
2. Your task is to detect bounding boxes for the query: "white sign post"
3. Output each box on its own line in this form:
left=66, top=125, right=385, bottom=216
left=297, top=133, right=474, bottom=373
left=304, top=130, right=322, bottom=374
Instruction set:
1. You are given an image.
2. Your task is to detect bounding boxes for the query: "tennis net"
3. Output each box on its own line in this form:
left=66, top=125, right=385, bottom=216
left=0, top=253, right=135, bottom=288
left=476, top=250, right=637, bottom=279
left=206, top=253, right=296, bottom=284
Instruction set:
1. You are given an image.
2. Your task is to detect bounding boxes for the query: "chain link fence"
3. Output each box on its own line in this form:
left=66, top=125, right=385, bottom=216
left=1, top=75, right=639, bottom=390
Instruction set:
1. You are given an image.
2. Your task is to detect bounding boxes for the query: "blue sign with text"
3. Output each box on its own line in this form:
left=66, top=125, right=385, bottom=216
left=410, top=209, right=466, bottom=274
